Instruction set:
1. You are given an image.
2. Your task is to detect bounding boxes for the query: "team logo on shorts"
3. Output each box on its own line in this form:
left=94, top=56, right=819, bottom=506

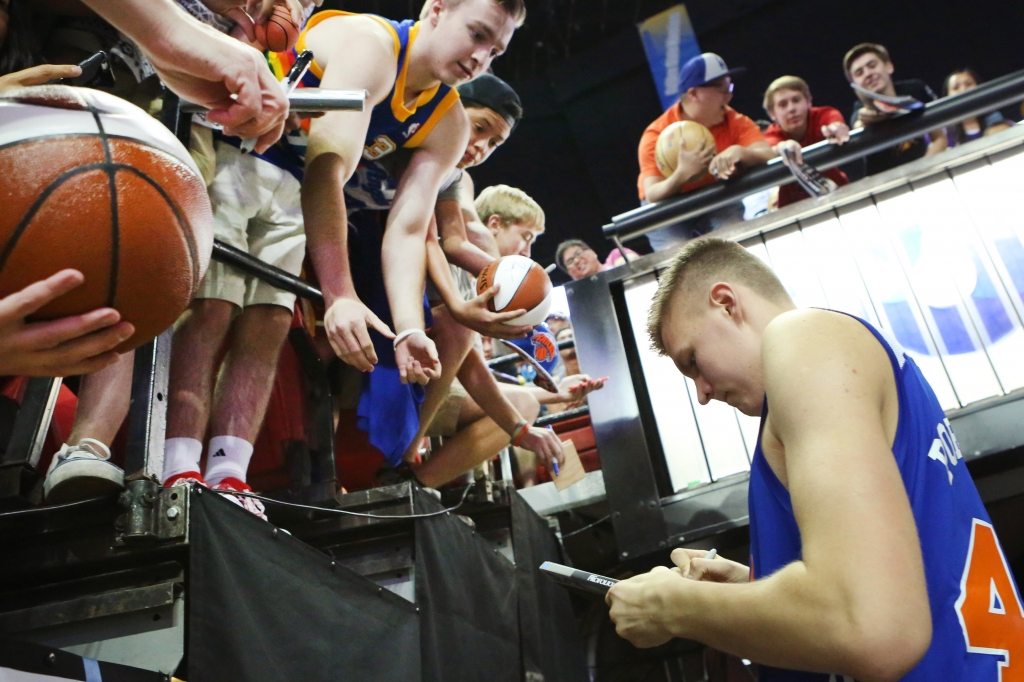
left=532, top=332, right=557, bottom=363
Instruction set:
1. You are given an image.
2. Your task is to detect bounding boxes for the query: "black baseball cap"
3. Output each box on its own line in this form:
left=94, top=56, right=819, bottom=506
left=457, top=74, right=523, bottom=130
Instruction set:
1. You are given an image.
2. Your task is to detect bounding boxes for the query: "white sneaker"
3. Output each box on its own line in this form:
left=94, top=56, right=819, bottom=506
left=43, top=438, right=124, bottom=504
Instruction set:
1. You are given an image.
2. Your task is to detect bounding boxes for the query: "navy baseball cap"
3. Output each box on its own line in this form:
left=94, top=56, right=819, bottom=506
left=678, top=53, right=746, bottom=93
left=457, top=74, right=523, bottom=130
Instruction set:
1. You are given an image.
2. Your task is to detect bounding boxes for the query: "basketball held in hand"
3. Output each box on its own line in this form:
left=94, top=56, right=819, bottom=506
left=655, top=120, right=716, bottom=178
left=477, top=255, right=553, bottom=327
left=254, top=5, right=301, bottom=53
left=0, top=85, right=214, bottom=352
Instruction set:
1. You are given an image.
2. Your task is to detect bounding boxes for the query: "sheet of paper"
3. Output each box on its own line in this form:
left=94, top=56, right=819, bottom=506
left=553, top=439, right=586, bottom=491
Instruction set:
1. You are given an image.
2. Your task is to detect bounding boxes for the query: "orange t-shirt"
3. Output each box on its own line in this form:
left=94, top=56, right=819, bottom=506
left=637, top=104, right=766, bottom=201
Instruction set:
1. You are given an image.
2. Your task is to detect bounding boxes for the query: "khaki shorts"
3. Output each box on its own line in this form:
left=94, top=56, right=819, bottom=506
left=425, top=379, right=470, bottom=438
left=196, top=141, right=306, bottom=310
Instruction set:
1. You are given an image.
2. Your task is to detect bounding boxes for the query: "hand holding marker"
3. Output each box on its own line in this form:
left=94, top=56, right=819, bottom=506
left=240, top=50, right=313, bottom=154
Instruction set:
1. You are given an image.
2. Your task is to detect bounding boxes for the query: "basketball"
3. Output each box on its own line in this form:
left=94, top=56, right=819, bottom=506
left=655, top=120, right=717, bottom=178
left=254, top=5, right=300, bottom=53
left=0, top=85, right=214, bottom=352
left=476, top=255, right=553, bottom=327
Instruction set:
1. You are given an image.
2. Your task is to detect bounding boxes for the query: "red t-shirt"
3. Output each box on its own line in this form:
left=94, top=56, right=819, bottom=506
left=637, top=104, right=766, bottom=201
left=764, top=106, right=850, bottom=207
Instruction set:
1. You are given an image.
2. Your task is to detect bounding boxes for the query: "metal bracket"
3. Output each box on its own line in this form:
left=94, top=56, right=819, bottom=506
left=115, top=483, right=188, bottom=545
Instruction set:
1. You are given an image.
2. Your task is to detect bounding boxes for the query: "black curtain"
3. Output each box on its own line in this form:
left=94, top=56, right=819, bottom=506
left=413, top=488, right=521, bottom=682
left=511, top=492, right=589, bottom=682
left=188, top=488, right=421, bottom=682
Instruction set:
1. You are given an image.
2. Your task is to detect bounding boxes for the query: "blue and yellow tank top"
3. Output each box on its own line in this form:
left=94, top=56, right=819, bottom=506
left=266, top=10, right=460, bottom=196
left=748, top=311, right=1023, bottom=682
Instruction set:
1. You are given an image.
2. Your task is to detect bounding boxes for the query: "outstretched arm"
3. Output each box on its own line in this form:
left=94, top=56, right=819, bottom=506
left=435, top=198, right=497, bottom=276
left=384, top=107, right=469, bottom=384
left=82, top=0, right=287, bottom=151
left=608, top=310, right=931, bottom=681
left=303, top=18, right=397, bottom=371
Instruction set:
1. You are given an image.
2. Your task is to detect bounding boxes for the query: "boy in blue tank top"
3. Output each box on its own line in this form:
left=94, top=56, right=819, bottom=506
left=300, top=0, right=524, bottom=388
left=606, top=237, right=1022, bottom=681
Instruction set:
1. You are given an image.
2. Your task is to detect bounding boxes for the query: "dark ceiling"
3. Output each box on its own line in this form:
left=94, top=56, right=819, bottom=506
left=321, top=0, right=707, bottom=82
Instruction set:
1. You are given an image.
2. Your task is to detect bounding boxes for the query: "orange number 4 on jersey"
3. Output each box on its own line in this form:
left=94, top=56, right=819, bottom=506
left=955, top=519, right=1024, bottom=681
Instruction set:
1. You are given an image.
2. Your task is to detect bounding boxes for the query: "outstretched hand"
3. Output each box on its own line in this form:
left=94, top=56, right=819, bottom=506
left=395, top=331, right=441, bottom=385
left=324, top=297, right=394, bottom=371
left=552, top=374, right=607, bottom=407
left=0, top=270, right=134, bottom=377
left=140, top=11, right=288, bottom=152
left=450, top=284, right=532, bottom=340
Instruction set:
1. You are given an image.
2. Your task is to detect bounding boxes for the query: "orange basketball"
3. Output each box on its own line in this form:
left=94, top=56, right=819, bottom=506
left=477, top=255, right=552, bottom=327
left=0, top=85, right=214, bottom=352
left=655, top=120, right=717, bottom=178
left=254, top=5, right=300, bottom=53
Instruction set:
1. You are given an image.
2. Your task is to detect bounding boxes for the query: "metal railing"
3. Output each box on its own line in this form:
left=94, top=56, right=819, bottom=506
left=604, top=68, right=1024, bottom=243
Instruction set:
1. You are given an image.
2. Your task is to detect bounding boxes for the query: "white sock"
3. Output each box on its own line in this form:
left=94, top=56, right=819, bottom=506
left=204, top=435, right=254, bottom=486
left=162, top=437, right=203, bottom=483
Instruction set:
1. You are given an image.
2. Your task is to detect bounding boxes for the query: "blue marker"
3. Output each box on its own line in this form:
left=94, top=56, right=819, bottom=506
left=547, top=425, right=560, bottom=476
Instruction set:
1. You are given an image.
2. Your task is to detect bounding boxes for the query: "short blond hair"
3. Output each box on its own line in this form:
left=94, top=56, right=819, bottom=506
left=420, top=0, right=526, bottom=26
left=763, top=75, right=811, bottom=114
left=647, top=238, right=790, bottom=355
left=474, top=184, right=545, bottom=231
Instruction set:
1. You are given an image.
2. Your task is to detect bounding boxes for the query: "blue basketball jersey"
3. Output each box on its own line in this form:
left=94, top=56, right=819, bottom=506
left=749, top=312, right=1023, bottom=682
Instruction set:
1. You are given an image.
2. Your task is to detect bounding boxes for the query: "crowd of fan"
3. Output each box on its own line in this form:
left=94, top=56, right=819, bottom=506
left=0, top=0, right=1017, bottom=514
left=553, top=45, right=1018, bottom=274
left=0, top=0, right=605, bottom=517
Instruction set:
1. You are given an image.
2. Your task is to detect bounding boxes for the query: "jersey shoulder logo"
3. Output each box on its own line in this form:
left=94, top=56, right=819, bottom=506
left=927, top=417, right=963, bottom=484
left=531, top=332, right=557, bottom=363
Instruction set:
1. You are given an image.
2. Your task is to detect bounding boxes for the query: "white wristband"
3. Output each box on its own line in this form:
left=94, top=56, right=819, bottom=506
left=392, top=328, right=426, bottom=349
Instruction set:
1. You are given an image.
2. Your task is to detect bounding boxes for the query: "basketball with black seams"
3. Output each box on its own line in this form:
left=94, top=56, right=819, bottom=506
left=477, top=255, right=552, bottom=327
left=254, top=4, right=300, bottom=53
left=0, top=85, right=214, bottom=351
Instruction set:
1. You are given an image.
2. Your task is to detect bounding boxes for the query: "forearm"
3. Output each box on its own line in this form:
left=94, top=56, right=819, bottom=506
left=382, top=209, right=429, bottom=333
left=662, top=563, right=882, bottom=680
left=82, top=0, right=182, bottom=41
left=465, top=220, right=501, bottom=260
left=644, top=169, right=694, bottom=203
left=441, top=234, right=496, bottom=276
left=457, top=350, right=521, bottom=435
left=426, top=237, right=463, bottom=311
left=739, top=143, right=776, bottom=166
left=302, top=154, right=357, bottom=305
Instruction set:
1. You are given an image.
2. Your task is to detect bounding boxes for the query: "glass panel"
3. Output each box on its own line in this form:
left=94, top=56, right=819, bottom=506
left=835, top=200, right=960, bottom=409
left=761, top=225, right=830, bottom=308
left=622, top=275, right=710, bottom=491
left=875, top=185, right=1003, bottom=404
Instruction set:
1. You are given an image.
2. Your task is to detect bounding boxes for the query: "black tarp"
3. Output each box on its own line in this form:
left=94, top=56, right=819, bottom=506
left=413, top=488, right=521, bottom=682
left=188, top=488, right=420, bottom=682
left=510, top=492, right=589, bottom=682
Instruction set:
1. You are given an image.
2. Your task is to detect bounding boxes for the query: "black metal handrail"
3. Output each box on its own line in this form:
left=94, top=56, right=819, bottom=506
left=211, top=240, right=324, bottom=303
left=604, top=68, right=1024, bottom=242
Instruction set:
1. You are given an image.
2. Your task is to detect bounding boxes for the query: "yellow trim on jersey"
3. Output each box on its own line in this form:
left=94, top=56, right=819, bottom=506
left=296, top=10, right=400, bottom=80
left=405, top=88, right=461, bottom=148
left=390, top=22, right=425, bottom=123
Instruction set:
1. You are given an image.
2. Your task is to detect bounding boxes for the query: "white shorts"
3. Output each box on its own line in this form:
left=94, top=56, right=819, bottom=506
left=196, top=141, right=306, bottom=310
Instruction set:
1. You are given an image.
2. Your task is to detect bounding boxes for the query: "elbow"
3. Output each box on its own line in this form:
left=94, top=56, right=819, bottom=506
left=839, top=604, right=931, bottom=682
